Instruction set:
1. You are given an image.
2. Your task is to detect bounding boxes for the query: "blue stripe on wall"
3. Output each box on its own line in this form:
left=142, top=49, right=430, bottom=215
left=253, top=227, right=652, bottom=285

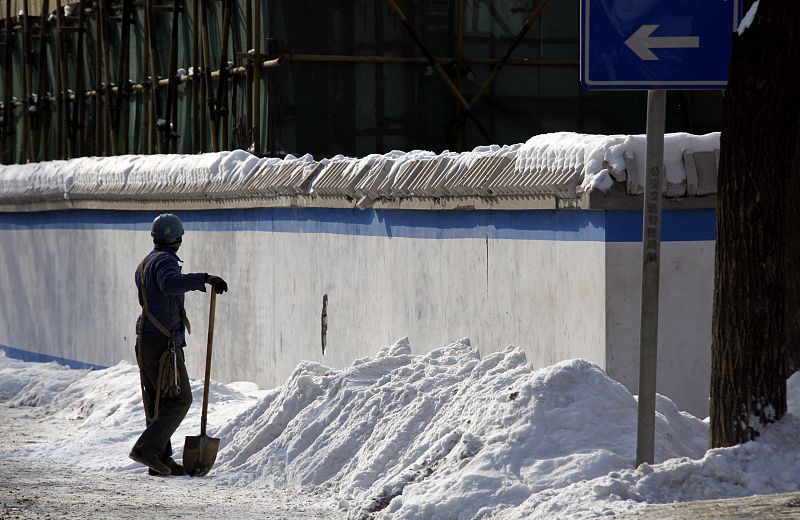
left=606, top=209, right=716, bottom=242
left=0, top=207, right=717, bottom=242
left=0, top=344, right=106, bottom=370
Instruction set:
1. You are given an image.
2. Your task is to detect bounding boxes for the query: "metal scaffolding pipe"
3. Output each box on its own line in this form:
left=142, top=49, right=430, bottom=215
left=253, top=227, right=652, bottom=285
left=279, top=53, right=575, bottom=67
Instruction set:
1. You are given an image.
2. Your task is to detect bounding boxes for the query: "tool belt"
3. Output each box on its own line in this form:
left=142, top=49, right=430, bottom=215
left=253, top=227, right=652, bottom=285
left=135, top=252, right=190, bottom=421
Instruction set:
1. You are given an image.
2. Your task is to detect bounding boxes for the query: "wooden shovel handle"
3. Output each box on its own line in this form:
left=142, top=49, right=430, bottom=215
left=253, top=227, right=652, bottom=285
left=200, top=290, right=216, bottom=436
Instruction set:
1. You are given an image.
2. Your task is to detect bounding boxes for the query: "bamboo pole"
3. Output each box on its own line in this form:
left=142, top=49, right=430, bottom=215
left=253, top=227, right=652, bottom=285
left=266, top=38, right=276, bottom=155
left=7, top=37, right=558, bottom=103
left=21, top=0, right=34, bottom=162
left=215, top=0, right=232, bottom=151
left=141, top=0, right=151, bottom=153
left=244, top=0, right=251, bottom=135
left=144, top=0, right=161, bottom=153
left=2, top=3, right=13, bottom=164
left=200, top=0, right=215, bottom=152
left=99, top=0, right=116, bottom=155
left=279, top=53, right=575, bottom=67
left=117, top=0, right=132, bottom=154
left=0, top=56, right=281, bottom=103
left=197, top=0, right=207, bottom=152
left=374, top=0, right=384, bottom=152
left=252, top=0, right=261, bottom=155
left=55, top=0, right=72, bottom=158
left=59, top=58, right=281, bottom=97
left=35, top=0, right=49, bottom=161
left=74, top=0, right=86, bottom=156
left=169, top=1, right=178, bottom=153
left=191, top=0, right=199, bottom=153
left=455, top=0, right=465, bottom=151
left=163, top=0, right=180, bottom=153
left=94, top=0, right=103, bottom=155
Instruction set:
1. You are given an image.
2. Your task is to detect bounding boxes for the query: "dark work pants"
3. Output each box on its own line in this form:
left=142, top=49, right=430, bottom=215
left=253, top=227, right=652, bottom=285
left=133, top=336, right=192, bottom=461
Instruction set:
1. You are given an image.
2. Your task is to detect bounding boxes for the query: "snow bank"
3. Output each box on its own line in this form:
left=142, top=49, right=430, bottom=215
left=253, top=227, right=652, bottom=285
left=209, top=338, right=706, bottom=518
left=5, top=339, right=796, bottom=519
left=0, top=350, right=264, bottom=474
left=0, top=133, right=720, bottom=206
left=0, top=353, right=85, bottom=407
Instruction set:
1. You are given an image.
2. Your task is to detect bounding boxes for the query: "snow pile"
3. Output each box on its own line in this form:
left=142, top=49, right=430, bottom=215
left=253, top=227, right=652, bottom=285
left=503, top=403, right=800, bottom=518
left=4, top=339, right=798, bottom=519
left=0, top=352, right=85, bottom=407
left=209, top=338, right=706, bottom=518
left=0, top=350, right=264, bottom=473
left=0, top=133, right=720, bottom=206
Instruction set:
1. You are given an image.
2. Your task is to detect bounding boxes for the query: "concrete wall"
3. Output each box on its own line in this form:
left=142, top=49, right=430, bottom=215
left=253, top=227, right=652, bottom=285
left=604, top=241, right=715, bottom=418
left=0, top=207, right=716, bottom=416
left=603, top=210, right=716, bottom=418
left=0, top=207, right=608, bottom=395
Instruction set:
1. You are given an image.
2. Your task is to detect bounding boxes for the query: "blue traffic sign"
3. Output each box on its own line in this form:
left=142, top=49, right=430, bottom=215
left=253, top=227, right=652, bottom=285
left=581, top=0, right=741, bottom=89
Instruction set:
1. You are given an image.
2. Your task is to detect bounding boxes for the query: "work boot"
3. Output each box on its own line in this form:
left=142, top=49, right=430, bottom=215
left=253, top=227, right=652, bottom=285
left=148, top=458, right=187, bottom=477
left=129, top=447, right=171, bottom=476
left=166, top=458, right=188, bottom=476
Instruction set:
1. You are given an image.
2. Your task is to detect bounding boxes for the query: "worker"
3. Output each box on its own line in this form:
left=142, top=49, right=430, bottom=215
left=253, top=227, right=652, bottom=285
left=129, top=213, right=228, bottom=476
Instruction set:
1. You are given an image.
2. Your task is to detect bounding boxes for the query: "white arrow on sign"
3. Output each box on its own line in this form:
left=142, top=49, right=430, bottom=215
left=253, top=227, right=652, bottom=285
left=625, top=24, right=700, bottom=61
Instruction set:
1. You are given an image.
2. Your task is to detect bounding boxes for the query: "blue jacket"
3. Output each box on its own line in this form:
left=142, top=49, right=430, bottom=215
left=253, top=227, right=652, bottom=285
left=135, top=247, right=207, bottom=348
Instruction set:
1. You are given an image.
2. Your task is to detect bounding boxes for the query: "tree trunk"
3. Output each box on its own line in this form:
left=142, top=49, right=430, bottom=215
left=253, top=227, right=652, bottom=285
left=711, top=1, right=800, bottom=448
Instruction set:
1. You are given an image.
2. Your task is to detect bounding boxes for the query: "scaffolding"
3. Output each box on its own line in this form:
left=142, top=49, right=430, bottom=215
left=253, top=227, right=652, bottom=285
left=0, top=1, right=720, bottom=165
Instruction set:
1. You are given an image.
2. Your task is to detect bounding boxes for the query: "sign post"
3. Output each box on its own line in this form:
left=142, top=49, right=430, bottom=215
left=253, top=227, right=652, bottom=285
left=580, top=0, right=740, bottom=466
left=637, top=89, right=665, bottom=466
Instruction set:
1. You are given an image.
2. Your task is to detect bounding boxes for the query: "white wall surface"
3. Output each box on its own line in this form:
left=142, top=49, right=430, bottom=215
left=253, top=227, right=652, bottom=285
left=0, top=210, right=608, bottom=395
left=605, top=241, right=715, bottom=418
left=0, top=207, right=716, bottom=416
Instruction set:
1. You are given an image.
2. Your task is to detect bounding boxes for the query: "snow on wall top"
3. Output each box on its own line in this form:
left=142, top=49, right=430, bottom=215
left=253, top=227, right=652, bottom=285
left=0, top=132, right=719, bottom=208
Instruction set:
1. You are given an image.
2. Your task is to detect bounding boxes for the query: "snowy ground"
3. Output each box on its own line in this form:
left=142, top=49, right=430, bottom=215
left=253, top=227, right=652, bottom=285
left=0, top=406, right=340, bottom=520
left=2, top=339, right=800, bottom=519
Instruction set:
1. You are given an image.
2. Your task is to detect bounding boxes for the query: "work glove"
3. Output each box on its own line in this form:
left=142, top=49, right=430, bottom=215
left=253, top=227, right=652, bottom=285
left=206, top=274, right=228, bottom=294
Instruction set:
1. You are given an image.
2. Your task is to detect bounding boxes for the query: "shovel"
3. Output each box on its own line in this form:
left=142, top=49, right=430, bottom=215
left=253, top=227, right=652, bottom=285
left=183, top=290, right=221, bottom=476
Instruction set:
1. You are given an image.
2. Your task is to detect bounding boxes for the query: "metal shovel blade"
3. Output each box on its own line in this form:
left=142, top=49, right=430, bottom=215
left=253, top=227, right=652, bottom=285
left=184, top=290, right=220, bottom=477
left=183, top=433, right=220, bottom=477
